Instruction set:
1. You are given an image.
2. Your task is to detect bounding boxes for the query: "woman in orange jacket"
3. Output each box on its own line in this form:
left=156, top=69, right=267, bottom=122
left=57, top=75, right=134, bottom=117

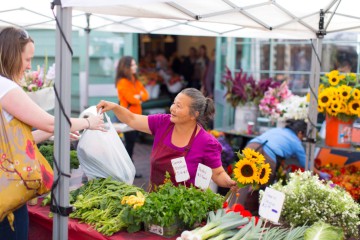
left=115, top=56, right=149, bottom=178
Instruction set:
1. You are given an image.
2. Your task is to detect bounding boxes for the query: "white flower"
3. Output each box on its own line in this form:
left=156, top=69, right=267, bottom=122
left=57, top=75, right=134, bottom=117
left=45, top=63, right=56, bottom=81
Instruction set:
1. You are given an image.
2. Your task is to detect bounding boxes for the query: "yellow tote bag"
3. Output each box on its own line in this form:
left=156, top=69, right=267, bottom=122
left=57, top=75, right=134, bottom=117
left=0, top=105, right=53, bottom=222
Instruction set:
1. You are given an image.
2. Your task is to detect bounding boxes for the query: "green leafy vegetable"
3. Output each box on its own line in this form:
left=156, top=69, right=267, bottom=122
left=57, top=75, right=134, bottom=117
left=304, top=221, right=344, bottom=240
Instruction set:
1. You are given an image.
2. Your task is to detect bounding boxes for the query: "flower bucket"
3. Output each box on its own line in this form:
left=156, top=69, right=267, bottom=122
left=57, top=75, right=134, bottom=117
left=27, top=87, right=55, bottom=111
left=325, top=115, right=353, bottom=148
left=234, top=103, right=258, bottom=133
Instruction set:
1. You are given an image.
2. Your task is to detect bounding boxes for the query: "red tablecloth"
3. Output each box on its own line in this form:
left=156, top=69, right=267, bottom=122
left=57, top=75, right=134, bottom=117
left=28, top=201, right=178, bottom=240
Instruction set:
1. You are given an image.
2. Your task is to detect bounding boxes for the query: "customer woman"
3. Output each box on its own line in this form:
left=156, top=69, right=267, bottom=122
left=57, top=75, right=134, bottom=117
left=115, top=56, right=149, bottom=178
left=97, top=88, right=236, bottom=190
left=0, top=27, right=104, bottom=239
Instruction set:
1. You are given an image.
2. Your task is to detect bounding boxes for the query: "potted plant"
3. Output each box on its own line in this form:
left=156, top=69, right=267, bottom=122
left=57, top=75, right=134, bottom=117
left=317, top=70, right=360, bottom=148
left=221, top=67, right=281, bottom=133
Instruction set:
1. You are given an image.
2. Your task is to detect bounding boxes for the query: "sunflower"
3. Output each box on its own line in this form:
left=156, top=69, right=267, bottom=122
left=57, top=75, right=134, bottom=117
left=318, top=90, right=332, bottom=107
left=339, top=102, right=348, bottom=113
left=326, top=70, right=345, bottom=86
left=326, top=106, right=338, bottom=116
left=233, top=159, right=258, bottom=184
left=348, top=100, right=360, bottom=115
left=242, top=148, right=265, bottom=164
left=352, top=89, right=360, bottom=100
left=317, top=105, right=325, bottom=113
left=338, top=85, right=351, bottom=100
left=258, top=163, right=272, bottom=185
left=330, top=102, right=341, bottom=112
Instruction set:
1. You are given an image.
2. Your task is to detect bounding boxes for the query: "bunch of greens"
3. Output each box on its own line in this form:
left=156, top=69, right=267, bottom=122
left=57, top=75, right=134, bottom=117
left=262, top=170, right=360, bottom=238
left=69, top=177, right=145, bottom=236
left=39, top=144, right=79, bottom=169
left=122, top=175, right=224, bottom=233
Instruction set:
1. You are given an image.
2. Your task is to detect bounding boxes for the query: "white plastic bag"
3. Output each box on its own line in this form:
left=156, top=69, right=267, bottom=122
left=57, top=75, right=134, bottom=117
left=77, top=113, right=135, bottom=184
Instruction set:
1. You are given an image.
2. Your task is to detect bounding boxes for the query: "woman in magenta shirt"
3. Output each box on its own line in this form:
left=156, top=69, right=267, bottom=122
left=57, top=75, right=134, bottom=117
left=97, top=88, right=236, bottom=189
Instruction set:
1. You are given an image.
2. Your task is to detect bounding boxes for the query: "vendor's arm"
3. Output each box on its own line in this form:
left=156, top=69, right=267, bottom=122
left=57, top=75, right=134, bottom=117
left=294, top=143, right=328, bottom=178
left=212, top=166, right=237, bottom=188
left=97, top=100, right=151, bottom=134
left=1, top=88, right=104, bottom=133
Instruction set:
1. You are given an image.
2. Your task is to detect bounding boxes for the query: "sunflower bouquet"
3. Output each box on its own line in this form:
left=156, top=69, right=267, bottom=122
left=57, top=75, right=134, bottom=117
left=232, top=148, right=272, bottom=188
left=318, top=70, right=360, bottom=121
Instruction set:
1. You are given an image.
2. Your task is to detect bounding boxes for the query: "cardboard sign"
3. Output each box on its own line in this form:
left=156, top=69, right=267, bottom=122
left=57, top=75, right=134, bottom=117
left=171, top=157, right=190, bottom=182
left=195, top=163, right=212, bottom=189
left=259, top=187, right=285, bottom=223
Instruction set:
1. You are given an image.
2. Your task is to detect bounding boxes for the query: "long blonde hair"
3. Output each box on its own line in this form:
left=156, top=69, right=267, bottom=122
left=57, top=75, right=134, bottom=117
left=0, top=27, right=34, bottom=83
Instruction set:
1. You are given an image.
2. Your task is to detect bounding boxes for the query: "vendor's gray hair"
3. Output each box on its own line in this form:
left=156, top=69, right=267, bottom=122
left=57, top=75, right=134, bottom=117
left=180, top=88, right=215, bottom=127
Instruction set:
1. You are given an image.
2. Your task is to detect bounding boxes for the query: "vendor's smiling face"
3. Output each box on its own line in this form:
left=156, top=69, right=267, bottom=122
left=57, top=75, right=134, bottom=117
left=170, top=93, right=196, bottom=124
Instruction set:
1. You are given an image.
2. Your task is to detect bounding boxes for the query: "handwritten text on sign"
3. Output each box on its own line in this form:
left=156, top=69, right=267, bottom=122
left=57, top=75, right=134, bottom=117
left=171, top=157, right=190, bottom=182
left=195, top=163, right=212, bottom=189
left=259, top=187, right=285, bottom=223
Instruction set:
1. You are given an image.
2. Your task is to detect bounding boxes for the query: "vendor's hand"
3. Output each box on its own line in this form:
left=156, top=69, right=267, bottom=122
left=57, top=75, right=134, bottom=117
left=87, top=115, right=106, bottom=131
left=96, top=100, right=118, bottom=113
left=318, top=171, right=331, bottom=180
left=227, top=179, right=238, bottom=192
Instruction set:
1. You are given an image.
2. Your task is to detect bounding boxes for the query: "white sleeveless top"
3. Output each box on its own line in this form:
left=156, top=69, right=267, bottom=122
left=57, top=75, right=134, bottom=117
left=0, top=75, right=20, bottom=122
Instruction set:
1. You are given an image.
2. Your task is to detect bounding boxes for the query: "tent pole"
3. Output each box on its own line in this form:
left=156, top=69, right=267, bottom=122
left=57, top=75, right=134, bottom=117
left=53, top=4, right=72, bottom=240
left=306, top=37, right=322, bottom=171
left=80, top=13, right=91, bottom=112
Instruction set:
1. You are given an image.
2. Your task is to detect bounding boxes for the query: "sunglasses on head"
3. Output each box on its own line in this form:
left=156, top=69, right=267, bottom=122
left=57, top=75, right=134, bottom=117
left=19, top=29, right=30, bottom=40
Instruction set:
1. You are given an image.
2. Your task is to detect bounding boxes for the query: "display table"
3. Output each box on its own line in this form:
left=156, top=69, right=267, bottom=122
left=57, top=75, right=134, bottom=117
left=28, top=201, right=177, bottom=240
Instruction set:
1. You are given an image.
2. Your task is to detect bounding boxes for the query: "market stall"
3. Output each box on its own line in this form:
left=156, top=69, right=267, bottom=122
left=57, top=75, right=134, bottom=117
left=28, top=201, right=175, bottom=240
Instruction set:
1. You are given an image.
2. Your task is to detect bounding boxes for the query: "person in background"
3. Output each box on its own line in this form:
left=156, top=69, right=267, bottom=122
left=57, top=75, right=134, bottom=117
left=97, top=88, right=237, bottom=190
left=0, top=27, right=104, bottom=240
left=115, top=56, right=149, bottom=179
left=244, top=119, right=331, bottom=215
left=183, top=47, right=197, bottom=88
left=193, top=44, right=209, bottom=91
left=203, top=48, right=216, bottom=98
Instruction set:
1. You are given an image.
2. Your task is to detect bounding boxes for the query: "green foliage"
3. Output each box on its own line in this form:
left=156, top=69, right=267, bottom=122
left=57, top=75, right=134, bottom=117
left=264, top=171, right=360, bottom=238
left=38, top=143, right=79, bottom=169
left=128, top=180, right=224, bottom=229
left=69, top=177, right=145, bottom=236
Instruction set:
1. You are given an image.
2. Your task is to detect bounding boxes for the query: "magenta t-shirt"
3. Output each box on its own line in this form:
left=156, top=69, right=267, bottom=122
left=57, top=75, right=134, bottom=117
left=148, top=114, right=222, bottom=185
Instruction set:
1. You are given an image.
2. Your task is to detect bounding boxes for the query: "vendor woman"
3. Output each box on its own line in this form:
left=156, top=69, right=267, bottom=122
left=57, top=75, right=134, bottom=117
left=97, top=88, right=236, bottom=190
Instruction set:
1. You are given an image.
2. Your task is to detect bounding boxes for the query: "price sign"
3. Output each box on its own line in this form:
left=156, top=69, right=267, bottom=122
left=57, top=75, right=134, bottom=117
left=195, top=163, right=212, bottom=190
left=147, top=224, right=163, bottom=236
left=171, top=157, right=190, bottom=182
left=259, top=187, right=285, bottom=223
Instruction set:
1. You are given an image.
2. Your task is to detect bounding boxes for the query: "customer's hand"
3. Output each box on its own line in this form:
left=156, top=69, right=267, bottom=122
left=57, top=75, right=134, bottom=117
left=97, top=100, right=118, bottom=113
left=318, top=171, right=331, bottom=180
left=87, top=115, right=105, bottom=131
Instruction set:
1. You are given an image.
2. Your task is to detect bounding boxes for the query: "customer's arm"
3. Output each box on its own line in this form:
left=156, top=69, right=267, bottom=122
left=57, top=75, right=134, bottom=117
left=1, top=88, right=104, bottom=133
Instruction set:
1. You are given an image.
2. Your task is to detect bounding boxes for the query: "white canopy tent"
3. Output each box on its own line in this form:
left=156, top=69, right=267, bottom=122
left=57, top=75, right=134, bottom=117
left=1, top=0, right=360, bottom=239
left=53, top=1, right=360, bottom=239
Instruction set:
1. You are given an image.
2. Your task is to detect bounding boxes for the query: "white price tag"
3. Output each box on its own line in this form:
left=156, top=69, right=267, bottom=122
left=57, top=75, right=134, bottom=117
left=195, top=163, right=212, bottom=190
left=171, top=157, right=190, bottom=182
left=148, top=224, right=164, bottom=236
left=259, top=187, right=285, bottom=223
